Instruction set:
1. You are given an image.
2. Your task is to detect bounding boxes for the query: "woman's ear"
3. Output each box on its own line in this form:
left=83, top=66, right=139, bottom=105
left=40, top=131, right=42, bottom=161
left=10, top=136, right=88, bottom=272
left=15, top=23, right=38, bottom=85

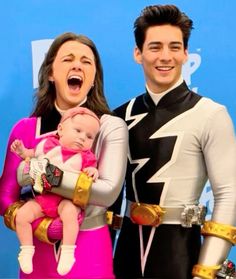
left=134, top=46, right=143, bottom=64
left=48, top=75, right=54, bottom=82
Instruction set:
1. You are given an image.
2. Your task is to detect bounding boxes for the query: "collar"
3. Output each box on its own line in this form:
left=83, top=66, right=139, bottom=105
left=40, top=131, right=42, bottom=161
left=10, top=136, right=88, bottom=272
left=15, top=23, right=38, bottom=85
left=146, top=77, right=184, bottom=106
left=144, top=80, right=190, bottom=109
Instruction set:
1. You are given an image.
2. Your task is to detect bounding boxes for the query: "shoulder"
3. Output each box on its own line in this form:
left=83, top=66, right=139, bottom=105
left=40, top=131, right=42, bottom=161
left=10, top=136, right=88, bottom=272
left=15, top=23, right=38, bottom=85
left=101, top=114, right=127, bottom=129
left=198, top=97, right=226, bottom=115
left=98, top=114, right=128, bottom=139
left=114, top=93, right=145, bottom=119
left=11, top=117, right=37, bottom=135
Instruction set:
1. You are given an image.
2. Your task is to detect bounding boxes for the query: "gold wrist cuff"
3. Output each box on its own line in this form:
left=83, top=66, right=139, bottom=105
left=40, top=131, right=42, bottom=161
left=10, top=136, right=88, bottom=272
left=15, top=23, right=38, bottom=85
left=73, top=172, right=93, bottom=209
left=192, top=264, right=221, bottom=279
left=34, top=217, right=55, bottom=245
left=4, top=201, right=25, bottom=231
left=201, top=221, right=236, bottom=245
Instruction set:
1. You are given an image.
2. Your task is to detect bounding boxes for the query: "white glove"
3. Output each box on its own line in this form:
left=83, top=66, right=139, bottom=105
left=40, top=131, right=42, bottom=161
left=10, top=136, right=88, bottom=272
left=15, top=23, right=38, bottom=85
left=29, top=158, right=48, bottom=180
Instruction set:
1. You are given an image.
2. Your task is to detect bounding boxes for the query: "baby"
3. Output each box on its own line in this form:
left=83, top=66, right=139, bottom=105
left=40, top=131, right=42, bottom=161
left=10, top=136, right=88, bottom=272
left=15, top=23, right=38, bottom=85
left=11, top=107, right=100, bottom=275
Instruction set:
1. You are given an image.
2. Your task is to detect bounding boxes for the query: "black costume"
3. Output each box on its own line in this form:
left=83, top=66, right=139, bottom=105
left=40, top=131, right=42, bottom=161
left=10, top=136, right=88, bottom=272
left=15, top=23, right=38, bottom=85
left=112, top=81, right=236, bottom=279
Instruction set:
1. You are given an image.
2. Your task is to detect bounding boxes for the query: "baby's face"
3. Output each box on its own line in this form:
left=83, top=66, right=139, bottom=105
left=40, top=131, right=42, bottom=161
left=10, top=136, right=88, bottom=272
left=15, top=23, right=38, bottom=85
left=58, top=114, right=100, bottom=151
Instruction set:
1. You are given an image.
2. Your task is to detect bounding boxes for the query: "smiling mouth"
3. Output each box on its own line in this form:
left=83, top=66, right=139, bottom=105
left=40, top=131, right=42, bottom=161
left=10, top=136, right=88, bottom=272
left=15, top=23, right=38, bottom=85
left=68, top=76, right=83, bottom=91
left=156, top=66, right=174, bottom=71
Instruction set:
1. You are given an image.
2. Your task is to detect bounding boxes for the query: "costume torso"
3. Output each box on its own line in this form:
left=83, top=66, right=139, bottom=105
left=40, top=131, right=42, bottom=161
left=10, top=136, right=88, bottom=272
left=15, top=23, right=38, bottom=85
left=113, top=82, right=236, bottom=278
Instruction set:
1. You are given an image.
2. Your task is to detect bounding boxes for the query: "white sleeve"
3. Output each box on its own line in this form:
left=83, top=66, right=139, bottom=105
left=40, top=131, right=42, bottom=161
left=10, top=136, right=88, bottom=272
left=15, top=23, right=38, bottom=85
left=198, top=106, right=236, bottom=265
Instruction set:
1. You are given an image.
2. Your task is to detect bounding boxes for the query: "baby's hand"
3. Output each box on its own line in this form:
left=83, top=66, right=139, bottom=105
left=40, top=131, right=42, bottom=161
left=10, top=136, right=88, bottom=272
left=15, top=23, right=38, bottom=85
left=83, top=167, right=99, bottom=181
left=10, top=139, right=24, bottom=156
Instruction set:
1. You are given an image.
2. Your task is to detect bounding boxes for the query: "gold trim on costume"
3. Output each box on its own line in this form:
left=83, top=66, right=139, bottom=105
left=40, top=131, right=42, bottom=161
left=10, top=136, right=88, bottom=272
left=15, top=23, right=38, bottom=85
left=130, top=202, right=166, bottom=227
left=4, top=201, right=25, bottom=231
left=201, top=221, right=236, bottom=245
left=34, top=217, right=55, bottom=245
left=73, top=172, right=93, bottom=209
left=192, top=264, right=221, bottom=279
left=106, top=211, right=123, bottom=230
left=106, top=211, right=113, bottom=225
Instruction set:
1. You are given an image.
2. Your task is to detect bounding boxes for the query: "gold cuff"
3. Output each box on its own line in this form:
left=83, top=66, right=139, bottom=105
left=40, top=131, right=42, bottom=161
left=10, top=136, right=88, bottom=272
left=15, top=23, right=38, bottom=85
left=73, top=172, right=93, bottom=209
left=34, top=217, right=55, bottom=245
left=201, top=221, right=236, bottom=245
left=192, top=264, right=221, bottom=279
left=4, top=201, right=25, bottom=231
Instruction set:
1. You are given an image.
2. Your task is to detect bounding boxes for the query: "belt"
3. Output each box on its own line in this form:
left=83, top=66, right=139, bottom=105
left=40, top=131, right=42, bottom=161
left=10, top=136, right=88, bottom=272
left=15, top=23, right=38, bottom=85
left=125, top=200, right=207, bottom=228
left=80, top=213, right=107, bottom=230
left=80, top=211, right=124, bottom=231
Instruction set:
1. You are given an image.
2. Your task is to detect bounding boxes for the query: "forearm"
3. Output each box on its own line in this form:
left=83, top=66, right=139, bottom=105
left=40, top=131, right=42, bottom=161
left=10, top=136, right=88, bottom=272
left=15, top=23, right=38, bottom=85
left=193, top=107, right=236, bottom=278
left=0, top=141, right=22, bottom=215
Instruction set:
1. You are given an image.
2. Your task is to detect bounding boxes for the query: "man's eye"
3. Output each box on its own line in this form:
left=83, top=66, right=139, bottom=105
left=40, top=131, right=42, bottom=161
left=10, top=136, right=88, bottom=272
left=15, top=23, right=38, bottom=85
left=149, top=46, right=160, bottom=51
left=171, top=45, right=181, bottom=51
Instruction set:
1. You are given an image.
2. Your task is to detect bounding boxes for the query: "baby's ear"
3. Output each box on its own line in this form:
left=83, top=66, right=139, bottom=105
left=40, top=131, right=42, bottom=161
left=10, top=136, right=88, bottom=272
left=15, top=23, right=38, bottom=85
left=57, top=123, right=63, bottom=137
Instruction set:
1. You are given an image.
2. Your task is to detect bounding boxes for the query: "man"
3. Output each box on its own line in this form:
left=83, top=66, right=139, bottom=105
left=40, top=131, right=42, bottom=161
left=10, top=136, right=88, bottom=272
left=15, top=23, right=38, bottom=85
left=111, top=4, right=236, bottom=279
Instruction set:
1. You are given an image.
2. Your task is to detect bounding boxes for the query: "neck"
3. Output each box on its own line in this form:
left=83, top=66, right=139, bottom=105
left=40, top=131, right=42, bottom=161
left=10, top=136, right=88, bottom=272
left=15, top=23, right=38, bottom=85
left=54, top=97, right=88, bottom=115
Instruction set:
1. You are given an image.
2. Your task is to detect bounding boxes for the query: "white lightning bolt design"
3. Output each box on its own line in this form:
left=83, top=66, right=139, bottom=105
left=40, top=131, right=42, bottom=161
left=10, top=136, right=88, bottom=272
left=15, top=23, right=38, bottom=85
left=125, top=98, right=147, bottom=130
left=126, top=98, right=149, bottom=202
left=128, top=150, right=149, bottom=202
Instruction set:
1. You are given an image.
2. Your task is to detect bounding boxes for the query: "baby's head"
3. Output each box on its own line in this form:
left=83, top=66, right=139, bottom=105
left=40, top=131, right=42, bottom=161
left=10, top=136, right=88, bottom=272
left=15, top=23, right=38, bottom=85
left=58, top=107, right=100, bottom=151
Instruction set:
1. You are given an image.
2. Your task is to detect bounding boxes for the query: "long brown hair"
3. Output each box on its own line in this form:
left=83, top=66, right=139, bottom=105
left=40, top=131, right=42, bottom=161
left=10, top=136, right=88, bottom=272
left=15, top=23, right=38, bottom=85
left=32, top=32, right=111, bottom=117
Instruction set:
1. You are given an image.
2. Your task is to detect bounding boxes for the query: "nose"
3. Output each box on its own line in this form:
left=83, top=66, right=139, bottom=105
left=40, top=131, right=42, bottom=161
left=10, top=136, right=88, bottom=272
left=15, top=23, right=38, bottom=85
left=159, top=47, right=172, bottom=61
left=72, top=60, right=82, bottom=71
left=78, top=132, right=86, bottom=141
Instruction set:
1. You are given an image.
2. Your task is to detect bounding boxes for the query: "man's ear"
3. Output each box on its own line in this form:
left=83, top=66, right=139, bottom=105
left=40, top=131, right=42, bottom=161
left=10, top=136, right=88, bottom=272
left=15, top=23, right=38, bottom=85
left=183, top=49, right=189, bottom=64
left=134, top=46, right=142, bottom=64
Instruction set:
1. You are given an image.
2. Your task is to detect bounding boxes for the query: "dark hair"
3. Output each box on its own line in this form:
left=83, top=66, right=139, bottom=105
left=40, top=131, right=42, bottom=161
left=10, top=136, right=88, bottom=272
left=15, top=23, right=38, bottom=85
left=134, top=5, right=193, bottom=51
left=32, top=32, right=111, bottom=118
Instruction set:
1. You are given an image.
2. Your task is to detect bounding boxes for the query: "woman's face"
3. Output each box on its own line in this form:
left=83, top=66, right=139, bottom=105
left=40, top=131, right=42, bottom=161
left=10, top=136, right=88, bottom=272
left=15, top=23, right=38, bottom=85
left=49, top=40, right=96, bottom=110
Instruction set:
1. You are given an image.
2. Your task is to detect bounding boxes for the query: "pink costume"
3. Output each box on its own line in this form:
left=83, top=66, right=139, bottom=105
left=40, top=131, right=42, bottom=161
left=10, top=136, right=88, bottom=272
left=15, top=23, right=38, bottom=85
left=0, top=110, right=128, bottom=279
left=34, top=135, right=97, bottom=218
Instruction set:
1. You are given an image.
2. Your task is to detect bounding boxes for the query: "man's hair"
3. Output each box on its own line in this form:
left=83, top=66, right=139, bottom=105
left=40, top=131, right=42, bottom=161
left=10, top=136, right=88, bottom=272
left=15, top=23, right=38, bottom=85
left=134, top=5, right=193, bottom=51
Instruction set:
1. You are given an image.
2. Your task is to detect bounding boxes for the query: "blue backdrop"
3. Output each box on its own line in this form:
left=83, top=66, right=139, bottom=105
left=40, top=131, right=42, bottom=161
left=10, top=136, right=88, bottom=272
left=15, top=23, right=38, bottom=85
left=0, top=1, right=235, bottom=277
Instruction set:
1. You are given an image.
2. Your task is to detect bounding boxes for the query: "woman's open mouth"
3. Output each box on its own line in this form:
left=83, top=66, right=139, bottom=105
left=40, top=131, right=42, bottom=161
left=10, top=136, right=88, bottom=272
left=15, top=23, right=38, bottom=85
left=68, top=76, right=83, bottom=92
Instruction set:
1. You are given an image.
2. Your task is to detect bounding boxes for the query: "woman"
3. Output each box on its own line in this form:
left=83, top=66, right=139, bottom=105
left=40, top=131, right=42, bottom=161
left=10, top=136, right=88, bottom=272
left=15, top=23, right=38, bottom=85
left=0, top=32, right=128, bottom=279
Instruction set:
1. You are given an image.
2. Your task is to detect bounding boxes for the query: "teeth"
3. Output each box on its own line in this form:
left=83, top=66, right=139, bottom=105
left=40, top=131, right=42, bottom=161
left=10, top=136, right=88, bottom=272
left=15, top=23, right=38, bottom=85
left=68, top=75, right=82, bottom=80
left=157, top=66, right=173, bottom=70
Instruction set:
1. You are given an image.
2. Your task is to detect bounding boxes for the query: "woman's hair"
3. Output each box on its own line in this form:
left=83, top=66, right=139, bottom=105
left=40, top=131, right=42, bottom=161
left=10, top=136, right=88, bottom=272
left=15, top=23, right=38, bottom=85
left=32, top=32, right=111, bottom=118
left=134, top=5, right=193, bottom=51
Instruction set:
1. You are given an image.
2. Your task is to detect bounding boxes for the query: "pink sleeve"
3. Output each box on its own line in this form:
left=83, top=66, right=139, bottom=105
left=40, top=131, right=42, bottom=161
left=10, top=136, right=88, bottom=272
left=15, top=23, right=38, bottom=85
left=81, top=149, right=97, bottom=169
left=0, top=117, right=65, bottom=241
left=0, top=118, right=37, bottom=215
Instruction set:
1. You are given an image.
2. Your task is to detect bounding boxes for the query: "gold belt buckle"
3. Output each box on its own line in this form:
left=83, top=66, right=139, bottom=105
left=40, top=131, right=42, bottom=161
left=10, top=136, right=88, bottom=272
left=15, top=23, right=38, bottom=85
left=130, top=202, right=166, bottom=227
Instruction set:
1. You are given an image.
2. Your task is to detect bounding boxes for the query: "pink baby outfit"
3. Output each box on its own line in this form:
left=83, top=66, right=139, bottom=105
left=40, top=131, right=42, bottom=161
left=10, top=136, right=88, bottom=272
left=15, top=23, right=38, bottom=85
left=34, top=135, right=97, bottom=218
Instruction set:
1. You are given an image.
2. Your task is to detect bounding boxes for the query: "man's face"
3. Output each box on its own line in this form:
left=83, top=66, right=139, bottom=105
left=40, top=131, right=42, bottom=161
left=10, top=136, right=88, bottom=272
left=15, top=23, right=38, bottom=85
left=134, top=24, right=188, bottom=93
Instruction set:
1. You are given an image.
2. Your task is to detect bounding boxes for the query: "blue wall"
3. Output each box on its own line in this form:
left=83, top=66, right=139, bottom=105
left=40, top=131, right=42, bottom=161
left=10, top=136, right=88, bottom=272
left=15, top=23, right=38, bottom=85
left=0, top=1, right=235, bottom=277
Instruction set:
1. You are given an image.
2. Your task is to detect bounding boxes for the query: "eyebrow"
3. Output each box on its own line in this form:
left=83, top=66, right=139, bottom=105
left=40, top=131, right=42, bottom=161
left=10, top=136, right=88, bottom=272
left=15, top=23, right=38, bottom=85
left=148, top=41, right=183, bottom=46
left=61, top=53, right=93, bottom=61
